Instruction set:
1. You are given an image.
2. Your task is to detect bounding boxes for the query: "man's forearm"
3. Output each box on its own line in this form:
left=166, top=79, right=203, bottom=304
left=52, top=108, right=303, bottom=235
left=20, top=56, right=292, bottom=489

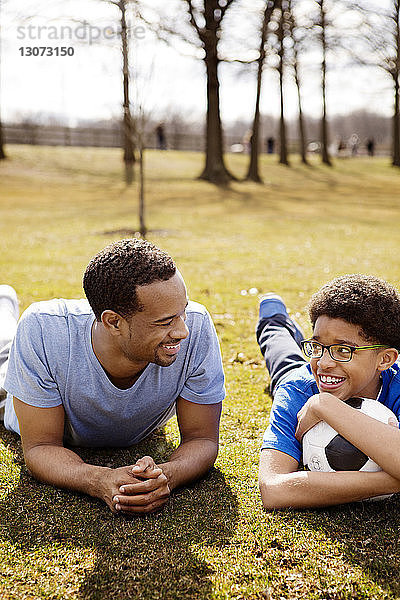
left=159, top=438, right=218, bottom=490
left=24, top=444, right=111, bottom=498
left=259, top=469, right=400, bottom=510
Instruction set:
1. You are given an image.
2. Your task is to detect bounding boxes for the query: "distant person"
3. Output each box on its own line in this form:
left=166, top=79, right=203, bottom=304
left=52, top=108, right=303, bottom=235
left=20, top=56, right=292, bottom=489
left=266, top=137, right=275, bottom=154
left=243, top=130, right=253, bottom=154
left=349, top=133, right=359, bottom=157
left=257, top=275, right=400, bottom=509
left=336, top=139, right=348, bottom=158
left=366, top=138, right=375, bottom=157
left=2, top=239, right=225, bottom=515
left=156, top=123, right=167, bottom=150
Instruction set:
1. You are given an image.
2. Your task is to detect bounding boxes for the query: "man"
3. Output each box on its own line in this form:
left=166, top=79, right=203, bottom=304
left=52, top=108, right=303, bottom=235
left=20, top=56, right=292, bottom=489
left=3, top=239, right=225, bottom=514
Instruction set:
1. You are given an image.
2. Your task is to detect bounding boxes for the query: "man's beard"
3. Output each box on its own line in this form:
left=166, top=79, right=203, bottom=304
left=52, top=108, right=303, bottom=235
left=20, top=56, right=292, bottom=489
left=153, top=345, right=179, bottom=367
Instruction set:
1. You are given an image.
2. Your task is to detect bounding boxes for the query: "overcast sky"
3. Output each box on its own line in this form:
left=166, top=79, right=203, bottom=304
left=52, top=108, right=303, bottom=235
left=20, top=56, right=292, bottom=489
left=0, top=0, right=394, bottom=126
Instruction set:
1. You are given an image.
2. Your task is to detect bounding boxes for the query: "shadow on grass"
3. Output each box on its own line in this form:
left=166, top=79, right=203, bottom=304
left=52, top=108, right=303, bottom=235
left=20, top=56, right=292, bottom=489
left=277, top=496, right=400, bottom=598
left=0, top=425, right=238, bottom=600
left=313, top=497, right=400, bottom=597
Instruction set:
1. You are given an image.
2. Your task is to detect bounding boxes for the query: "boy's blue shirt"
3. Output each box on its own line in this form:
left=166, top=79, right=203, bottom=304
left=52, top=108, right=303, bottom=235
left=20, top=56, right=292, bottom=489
left=261, top=362, right=400, bottom=463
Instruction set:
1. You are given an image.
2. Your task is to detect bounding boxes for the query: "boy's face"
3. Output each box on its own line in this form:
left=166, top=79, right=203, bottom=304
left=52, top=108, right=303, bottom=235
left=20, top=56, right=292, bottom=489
left=310, top=316, right=386, bottom=401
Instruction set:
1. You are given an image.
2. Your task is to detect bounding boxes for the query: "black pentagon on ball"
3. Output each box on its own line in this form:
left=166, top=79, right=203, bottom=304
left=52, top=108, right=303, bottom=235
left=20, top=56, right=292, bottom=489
left=325, top=434, right=369, bottom=471
left=345, top=397, right=363, bottom=409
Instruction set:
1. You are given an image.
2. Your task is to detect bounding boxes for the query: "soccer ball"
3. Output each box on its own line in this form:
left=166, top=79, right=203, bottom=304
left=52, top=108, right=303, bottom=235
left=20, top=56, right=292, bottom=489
left=302, top=397, right=398, bottom=500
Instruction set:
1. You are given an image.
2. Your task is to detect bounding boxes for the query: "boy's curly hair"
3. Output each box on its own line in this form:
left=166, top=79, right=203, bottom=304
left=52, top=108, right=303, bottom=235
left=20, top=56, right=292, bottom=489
left=83, top=238, right=176, bottom=320
left=309, top=274, right=400, bottom=350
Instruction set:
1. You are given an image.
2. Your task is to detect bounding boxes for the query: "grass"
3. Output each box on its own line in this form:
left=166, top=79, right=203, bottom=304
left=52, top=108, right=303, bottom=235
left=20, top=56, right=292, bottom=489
left=1, top=145, right=400, bottom=599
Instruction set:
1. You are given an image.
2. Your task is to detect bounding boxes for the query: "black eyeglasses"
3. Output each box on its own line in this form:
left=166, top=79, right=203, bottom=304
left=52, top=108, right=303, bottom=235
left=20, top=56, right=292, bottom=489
left=301, top=340, right=388, bottom=363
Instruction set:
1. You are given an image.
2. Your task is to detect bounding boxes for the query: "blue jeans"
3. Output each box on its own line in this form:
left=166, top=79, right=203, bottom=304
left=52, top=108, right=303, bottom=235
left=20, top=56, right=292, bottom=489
left=256, top=315, right=306, bottom=395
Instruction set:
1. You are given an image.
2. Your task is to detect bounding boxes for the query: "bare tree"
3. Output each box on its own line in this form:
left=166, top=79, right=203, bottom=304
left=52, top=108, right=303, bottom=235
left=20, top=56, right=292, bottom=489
left=354, top=1, right=400, bottom=166
left=0, top=0, right=6, bottom=159
left=314, top=0, right=331, bottom=165
left=287, top=0, right=308, bottom=164
left=119, top=0, right=136, bottom=183
left=184, top=0, right=237, bottom=185
left=104, top=0, right=136, bottom=183
left=0, top=116, right=5, bottom=160
left=392, top=1, right=400, bottom=166
left=277, top=2, right=290, bottom=165
left=91, top=0, right=136, bottom=182
left=245, top=0, right=280, bottom=182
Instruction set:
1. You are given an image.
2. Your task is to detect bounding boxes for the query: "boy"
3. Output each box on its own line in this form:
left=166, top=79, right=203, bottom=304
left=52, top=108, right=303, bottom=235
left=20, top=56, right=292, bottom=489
left=257, top=274, right=400, bottom=509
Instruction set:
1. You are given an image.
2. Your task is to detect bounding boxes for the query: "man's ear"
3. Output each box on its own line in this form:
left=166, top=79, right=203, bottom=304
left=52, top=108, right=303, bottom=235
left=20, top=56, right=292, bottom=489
left=101, top=310, right=125, bottom=335
left=377, top=348, right=398, bottom=372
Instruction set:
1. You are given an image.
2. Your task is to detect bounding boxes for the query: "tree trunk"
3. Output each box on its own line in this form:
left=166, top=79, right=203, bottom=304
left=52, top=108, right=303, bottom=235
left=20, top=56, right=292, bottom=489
left=278, top=10, right=289, bottom=166
left=246, top=0, right=278, bottom=182
left=294, top=64, right=308, bottom=165
left=245, top=62, right=263, bottom=182
left=0, top=121, right=6, bottom=160
left=393, top=74, right=400, bottom=166
left=393, top=2, right=400, bottom=167
left=120, top=0, right=135, bottom=184
left=196, top=0, right=235, bottom=185
left=319, top=0, right=331, bottom=166
left=287, top=0, right=308, bottom=165
left=199, top=47, right=234, bottom=185
left=139, top=145, right=147, bottom=237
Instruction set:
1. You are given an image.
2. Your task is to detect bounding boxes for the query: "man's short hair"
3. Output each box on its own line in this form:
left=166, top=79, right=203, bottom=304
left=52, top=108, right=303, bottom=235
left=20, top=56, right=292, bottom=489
left=83, top=239, right=176, bottom=320
left=309, top=274, right=400, bottom=350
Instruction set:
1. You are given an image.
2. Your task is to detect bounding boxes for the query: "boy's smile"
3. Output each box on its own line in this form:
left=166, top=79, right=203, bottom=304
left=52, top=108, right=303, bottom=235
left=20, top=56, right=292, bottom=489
left=310, top=316, right=386, bottom=401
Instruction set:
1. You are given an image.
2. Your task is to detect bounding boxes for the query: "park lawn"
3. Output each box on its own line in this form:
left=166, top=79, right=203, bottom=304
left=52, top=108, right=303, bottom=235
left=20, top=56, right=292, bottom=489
left=1, top=145, right=400, bottom=599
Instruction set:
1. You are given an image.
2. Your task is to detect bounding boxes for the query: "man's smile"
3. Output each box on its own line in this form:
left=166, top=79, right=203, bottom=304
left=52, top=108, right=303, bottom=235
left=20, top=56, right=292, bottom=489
left=160, top=341, right=181, bottom=356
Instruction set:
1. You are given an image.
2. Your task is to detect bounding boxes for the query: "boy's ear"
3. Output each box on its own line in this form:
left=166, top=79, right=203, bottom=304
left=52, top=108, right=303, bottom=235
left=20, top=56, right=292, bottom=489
left=377, top=348, right=398, bottom=372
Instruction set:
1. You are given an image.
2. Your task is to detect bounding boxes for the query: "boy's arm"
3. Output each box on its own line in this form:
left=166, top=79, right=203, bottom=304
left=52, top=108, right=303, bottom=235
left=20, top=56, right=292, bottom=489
left=296, top=393, right=400, bottom=480
left=259, top=449, right=400, bottom=509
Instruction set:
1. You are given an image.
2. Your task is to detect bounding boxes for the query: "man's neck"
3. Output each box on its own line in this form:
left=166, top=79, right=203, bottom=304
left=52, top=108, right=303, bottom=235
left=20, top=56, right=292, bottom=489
left=91, top=321, right=148, bottom=389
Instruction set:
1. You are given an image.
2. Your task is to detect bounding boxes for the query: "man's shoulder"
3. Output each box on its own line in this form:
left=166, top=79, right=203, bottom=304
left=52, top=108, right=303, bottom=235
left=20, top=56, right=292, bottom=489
left=185, top=300, right=213, bottom=332
left=22, top=298, right=92, bottom=322
left=186, top=300, right=208, bottom=317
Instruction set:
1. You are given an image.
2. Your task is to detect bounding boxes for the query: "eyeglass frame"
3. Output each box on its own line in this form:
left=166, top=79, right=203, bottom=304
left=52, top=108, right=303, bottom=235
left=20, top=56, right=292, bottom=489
left=300, top=339, right=389, bottom=363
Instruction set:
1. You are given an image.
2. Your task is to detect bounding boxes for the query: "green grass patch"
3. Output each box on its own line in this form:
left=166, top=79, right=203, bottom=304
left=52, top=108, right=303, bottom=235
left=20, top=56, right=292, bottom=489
left=1, top=146, right=400, bottom=599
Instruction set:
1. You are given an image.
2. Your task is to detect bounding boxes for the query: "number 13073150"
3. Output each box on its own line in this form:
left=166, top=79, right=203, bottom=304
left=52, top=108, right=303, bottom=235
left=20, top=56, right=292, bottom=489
left=19, top=47, right=75, bottom=57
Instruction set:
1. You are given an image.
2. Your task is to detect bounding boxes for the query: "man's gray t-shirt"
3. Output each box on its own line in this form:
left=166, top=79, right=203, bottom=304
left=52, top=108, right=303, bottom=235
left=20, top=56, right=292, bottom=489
left=4, top=298, right=225, bottom=447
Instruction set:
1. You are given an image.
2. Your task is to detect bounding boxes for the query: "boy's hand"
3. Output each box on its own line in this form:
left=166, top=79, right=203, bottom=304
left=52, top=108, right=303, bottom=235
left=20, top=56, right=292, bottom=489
left=295, top=393, right=337, bottom=441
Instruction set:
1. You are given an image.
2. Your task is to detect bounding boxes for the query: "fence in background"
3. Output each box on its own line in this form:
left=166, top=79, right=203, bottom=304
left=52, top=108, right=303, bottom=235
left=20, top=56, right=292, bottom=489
left=3, top=123, right=207, bottom=152
left=3, top=123, right=390, bottom=156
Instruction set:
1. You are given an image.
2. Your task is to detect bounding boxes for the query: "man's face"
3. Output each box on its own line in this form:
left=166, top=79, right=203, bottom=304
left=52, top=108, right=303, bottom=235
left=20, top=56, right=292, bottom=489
left=119, top=271, right=189, bottom=367
left=310, top=316, right=384, bottom=401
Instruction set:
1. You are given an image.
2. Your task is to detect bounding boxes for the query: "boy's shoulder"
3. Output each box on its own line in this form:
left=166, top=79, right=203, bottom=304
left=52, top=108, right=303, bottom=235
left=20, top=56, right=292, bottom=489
left=382, top=360, right=400, bottom=392
left=276, top=363, right=319, bottom=397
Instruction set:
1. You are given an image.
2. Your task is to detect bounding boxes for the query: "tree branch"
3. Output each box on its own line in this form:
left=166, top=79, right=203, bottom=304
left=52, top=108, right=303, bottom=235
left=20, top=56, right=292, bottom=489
left=183, top=0, right=203, bottom=38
